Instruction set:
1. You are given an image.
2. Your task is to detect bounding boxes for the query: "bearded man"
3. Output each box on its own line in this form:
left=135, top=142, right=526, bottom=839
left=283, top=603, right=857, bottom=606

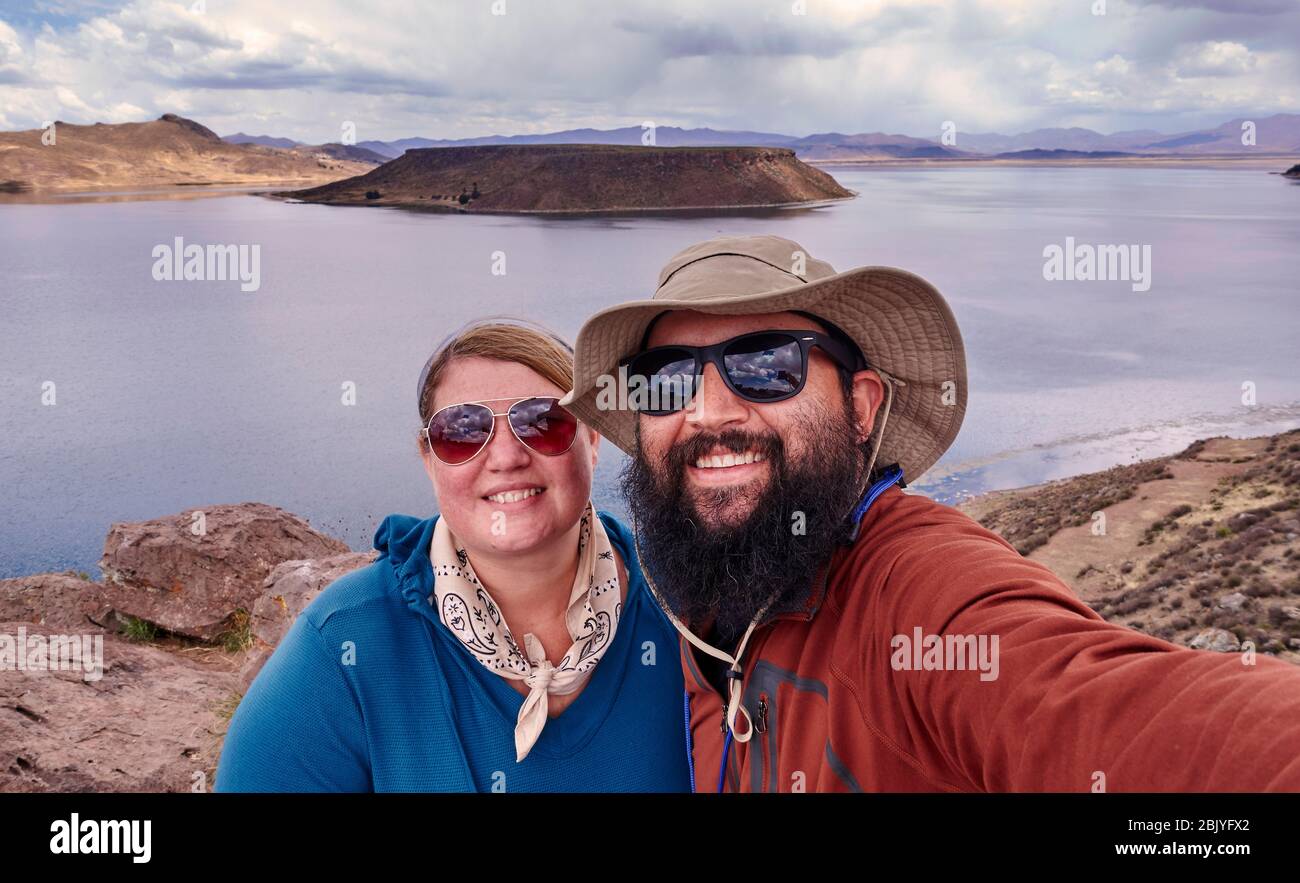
left=562, top=234, right=1300, bottom=792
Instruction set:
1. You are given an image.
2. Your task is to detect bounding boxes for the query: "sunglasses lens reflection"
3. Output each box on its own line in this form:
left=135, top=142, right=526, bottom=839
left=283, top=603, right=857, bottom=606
left=428, top=403, right=495, bottom=464
left=510, top=397, right=578, bottom=456
left=628, top=348, right=698, bottom=414
left=724, top=333, right=803, bottom=400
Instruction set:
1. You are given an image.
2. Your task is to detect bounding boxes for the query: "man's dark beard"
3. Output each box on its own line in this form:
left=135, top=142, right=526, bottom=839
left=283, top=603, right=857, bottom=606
left=622, top=397, right=869, bottom=651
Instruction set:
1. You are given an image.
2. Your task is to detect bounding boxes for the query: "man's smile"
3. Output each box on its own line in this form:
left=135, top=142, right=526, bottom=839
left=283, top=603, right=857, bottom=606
left=687, top=448, right=769, bottom=486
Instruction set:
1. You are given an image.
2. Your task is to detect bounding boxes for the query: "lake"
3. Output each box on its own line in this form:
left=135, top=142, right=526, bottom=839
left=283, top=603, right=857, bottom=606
left=2, top=165, right=1298, bottom=578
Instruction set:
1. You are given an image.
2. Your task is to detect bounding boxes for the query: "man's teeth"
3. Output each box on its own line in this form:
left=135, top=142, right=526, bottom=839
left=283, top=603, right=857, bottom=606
left=693, top=451, right=766, bottom=469
left=486, top=488, right=544, bottom=504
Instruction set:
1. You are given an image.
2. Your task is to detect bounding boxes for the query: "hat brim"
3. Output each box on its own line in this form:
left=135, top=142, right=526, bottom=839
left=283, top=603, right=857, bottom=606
left=561, top=265, right=967, bottom=484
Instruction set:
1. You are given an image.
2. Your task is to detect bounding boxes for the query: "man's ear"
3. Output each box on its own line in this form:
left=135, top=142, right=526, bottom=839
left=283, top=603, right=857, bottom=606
left=850, top=369, right=885, bottom=444
left=588, top=427, right=601, bottom=468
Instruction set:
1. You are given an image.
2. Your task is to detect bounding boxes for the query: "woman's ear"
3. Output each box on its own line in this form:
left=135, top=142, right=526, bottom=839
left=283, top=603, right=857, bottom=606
left=588, top=427, right=601, bottom=469
left=417, top=433, right=438, bottom=480
left=850, top=370, right=885, bottom=444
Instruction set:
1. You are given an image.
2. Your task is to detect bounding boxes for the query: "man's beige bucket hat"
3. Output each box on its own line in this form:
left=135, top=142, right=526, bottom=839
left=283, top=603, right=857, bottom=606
left=561, top=233, right=967, bottom=483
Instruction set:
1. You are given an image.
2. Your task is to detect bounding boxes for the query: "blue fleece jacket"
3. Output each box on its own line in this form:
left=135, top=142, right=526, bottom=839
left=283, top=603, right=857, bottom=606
left=215, top=511, right=692, bottom=792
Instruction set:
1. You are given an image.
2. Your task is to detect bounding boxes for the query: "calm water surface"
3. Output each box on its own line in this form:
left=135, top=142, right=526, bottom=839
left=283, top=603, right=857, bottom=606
left=2, top=165, right=1297, bottom=576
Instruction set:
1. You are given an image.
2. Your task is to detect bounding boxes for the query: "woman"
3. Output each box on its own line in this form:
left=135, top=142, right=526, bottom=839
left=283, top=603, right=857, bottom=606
left=216, top=320, right=693, bottom=792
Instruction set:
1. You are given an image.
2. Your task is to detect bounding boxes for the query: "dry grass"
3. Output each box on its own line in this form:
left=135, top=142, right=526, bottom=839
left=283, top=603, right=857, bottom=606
left=967, top=429, right=1300, bottom=661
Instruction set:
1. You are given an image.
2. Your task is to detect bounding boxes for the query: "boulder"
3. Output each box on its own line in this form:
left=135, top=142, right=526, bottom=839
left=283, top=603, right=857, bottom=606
left=0, top=573, right=116, bottom=631
left=238, top=550, right=377, bottom=692
left=1216, top=592, right=1250, bottom=612
left=99, top=503, right=350, bottom=641
left=1188, top=628, right=1242, bottom=653
left=0, top=623, right=238, bottom=792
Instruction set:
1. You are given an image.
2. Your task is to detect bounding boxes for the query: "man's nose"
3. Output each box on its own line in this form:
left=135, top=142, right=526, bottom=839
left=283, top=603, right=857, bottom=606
left=685, top=362, right=749, bottom=430
left=482, top=416, right=532, bottom=469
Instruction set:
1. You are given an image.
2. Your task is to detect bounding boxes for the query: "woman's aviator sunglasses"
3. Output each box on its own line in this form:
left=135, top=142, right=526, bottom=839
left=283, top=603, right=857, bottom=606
left=422, top=396, right=578, bottom=465
left=620, top=329, right=866, bottom=416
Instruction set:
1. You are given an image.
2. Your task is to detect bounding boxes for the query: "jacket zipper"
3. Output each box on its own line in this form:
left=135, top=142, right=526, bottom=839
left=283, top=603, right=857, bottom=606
left=683, top=689, right=696, bottom=793
left=696, top=466, right=903, bottom=794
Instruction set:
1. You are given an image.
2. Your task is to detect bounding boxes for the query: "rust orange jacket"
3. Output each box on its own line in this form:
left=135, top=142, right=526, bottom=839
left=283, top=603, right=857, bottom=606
left=679, top=481, right=1300, bottom=792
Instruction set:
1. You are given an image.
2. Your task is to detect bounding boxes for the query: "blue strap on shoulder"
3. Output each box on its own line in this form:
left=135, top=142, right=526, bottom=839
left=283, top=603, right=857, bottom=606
left=847, top=463, right=906, bottom=543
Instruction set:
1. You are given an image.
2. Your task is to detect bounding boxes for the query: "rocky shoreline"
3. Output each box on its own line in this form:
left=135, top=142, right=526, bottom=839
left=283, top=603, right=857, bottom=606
left=3, top=427, right=1296, bottom=792
left=960, top=428, right=1300, bottom=661
left=1, top=504, right=376, bottom=792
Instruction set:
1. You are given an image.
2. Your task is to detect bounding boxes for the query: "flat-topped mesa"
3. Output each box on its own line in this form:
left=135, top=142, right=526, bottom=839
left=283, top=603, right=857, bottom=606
left=280, top=143, right=855, bottom=212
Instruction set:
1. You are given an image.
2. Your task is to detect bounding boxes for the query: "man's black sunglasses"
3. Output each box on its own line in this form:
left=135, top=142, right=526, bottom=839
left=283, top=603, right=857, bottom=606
left=619, top=329, right=867, bottom=416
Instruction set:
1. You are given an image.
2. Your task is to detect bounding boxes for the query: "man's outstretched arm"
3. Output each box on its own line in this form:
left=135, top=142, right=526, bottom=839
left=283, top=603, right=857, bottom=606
left=861, top=522, right=1300, bottom=792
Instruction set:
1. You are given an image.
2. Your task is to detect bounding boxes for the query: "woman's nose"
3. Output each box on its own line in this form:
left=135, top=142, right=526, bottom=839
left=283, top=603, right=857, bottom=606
left=481, top=416, right=533, bottom=469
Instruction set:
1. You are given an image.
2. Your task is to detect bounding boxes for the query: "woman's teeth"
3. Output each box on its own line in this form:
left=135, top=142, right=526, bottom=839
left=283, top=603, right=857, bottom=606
left=485, top=487, right=544, bottom=504
left=693, top=451, right=766, bottom=469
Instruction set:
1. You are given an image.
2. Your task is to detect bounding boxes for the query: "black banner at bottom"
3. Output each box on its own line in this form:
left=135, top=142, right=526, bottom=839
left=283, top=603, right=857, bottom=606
left=1, top=792, right=1289, bottom=868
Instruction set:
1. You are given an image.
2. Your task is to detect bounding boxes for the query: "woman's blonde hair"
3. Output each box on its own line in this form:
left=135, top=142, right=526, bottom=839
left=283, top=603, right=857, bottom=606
left=416, top=319, right=576, bottom=428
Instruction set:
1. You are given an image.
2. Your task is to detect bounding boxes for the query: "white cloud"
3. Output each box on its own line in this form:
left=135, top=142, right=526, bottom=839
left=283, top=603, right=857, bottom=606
left=53, top=83, right=87, bottom=109
left=0, top=0, right=1295, bottom=140
left=1174, top=40, right=1257, bottom=76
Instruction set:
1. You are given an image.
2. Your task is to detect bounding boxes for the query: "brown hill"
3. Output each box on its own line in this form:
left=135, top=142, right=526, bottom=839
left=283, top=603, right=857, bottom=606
left=281, top=144, right=853, bottom=212
left=960, top=429, right=1300, bottom=662
left=0, top=114, right=373, bottom=192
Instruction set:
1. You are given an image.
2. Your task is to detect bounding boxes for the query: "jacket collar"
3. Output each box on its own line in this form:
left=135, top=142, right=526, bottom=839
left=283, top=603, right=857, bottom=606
left=371, top=512, right=442, bottom=625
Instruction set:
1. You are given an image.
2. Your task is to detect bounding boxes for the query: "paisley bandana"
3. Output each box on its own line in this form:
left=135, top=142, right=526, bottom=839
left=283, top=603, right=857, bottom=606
left=429, top=504, right=622, bottom=762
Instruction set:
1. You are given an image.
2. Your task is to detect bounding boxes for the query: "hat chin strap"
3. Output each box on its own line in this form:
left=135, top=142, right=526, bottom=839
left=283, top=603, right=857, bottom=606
left=645, top=572, right=776, bottom=743
left=635, top=371, right=903, bottom=745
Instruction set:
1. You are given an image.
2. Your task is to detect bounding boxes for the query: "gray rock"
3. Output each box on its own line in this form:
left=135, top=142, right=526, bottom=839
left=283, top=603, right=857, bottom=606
left=238, top=550, right=376, bottom=692
left=99, top=503, right=350, bottom=641
left=1216, top=592, right=1250, bottom=612
left=1189, top=628, right=1242, bottom=653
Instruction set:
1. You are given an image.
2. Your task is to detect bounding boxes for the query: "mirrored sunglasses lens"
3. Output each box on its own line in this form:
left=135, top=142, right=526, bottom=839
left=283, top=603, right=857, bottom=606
left=428, top=403, right=494, bottom=463
left=724, top=333, right=803, bottom=400
left=628, top=349, right=697, bottom=414
left=510, top=398, right=577, bottom=455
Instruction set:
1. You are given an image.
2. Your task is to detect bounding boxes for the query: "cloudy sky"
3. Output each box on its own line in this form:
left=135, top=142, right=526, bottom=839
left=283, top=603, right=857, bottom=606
left=0, top=0, right=1296, bottom=141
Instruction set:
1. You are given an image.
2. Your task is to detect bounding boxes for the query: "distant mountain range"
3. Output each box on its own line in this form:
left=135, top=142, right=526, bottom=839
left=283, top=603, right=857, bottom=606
left=223, top=133, right=388, bottom=164
left=224, top=132, right=301, bottom=149
left=340, top=127, right=967, bottom=161
left=955, top=115, right=1300, bottom=156
left=225, top=113, right=1300, bottom=162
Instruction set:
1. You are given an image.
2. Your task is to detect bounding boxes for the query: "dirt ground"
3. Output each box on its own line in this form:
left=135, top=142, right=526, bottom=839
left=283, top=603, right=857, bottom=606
left=960, top=429, right=1300, bottom=661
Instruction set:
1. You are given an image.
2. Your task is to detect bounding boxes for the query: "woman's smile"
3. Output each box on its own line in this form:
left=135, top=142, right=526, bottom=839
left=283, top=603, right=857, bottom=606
left=482, top=484, right=547, bottom=506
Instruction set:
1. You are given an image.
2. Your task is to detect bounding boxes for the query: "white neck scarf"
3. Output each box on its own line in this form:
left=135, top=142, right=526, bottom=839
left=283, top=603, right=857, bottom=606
left=429, top=503, right=622, bottom=762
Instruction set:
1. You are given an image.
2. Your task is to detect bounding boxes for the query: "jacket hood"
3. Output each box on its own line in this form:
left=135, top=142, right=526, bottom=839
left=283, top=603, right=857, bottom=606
left=373, top=512, right=439, bottom=608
